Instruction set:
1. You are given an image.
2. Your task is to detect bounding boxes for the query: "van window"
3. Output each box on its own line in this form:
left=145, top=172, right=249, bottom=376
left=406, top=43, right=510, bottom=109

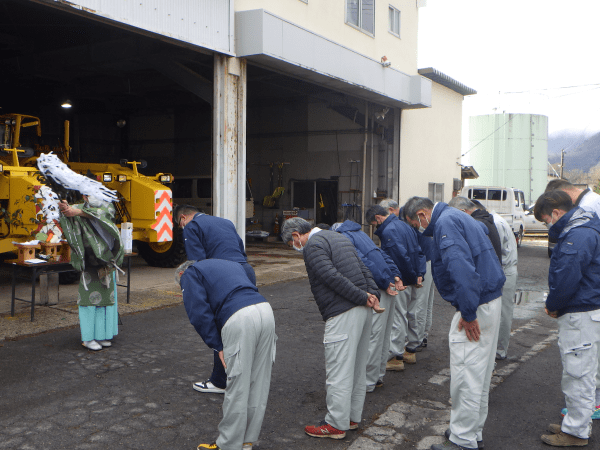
left=489, top=190, right=501, bottom=201
left=172, top=179, right=193, bottom=198
left=472, top=189, right=487, bottom=200
left=197, top=179, right=212, bottom=198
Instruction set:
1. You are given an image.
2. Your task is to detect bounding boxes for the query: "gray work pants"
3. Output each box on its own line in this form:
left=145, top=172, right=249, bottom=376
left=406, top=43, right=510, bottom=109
left=559, top=310, right=600, bottom=439
left=417, top=261, right=435, bottom=342
left=324, top=305, right=371, bottom=431
left=496, top=270, right=517, bottom=358
left=216, top=303, right=276, bottom=450
left=366, top=290, right=396, bottom=391
left=448, top=298, right=501, bottom=449
left=388, top=287, right=413, bottom=357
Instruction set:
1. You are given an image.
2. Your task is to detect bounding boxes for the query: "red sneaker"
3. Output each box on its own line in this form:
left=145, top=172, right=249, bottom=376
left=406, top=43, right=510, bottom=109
left=305, top=421, right=346, bottom=439
left=349, top=421, right=359, bottom=430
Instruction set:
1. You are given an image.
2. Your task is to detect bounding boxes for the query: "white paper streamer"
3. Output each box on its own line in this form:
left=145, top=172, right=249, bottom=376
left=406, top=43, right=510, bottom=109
left=35, top=185, right=61, bottom=223
left=37, top=152, right=118, bottom=203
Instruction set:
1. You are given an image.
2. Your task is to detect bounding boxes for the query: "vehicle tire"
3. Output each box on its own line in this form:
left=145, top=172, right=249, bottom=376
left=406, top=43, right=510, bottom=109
left=59, top=270, right=80, bottom=284
left=515, top=227, right=524, bottom=248
left=137, top=227, right=187, bottom=268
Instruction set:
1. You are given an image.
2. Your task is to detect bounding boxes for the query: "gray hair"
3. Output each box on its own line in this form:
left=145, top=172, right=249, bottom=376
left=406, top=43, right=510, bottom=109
left=331, top=222, right=344, bottom=232
left=281, top=217, right=312, bottom=243
left=403, top=197, right=434, bottom=220
left=365, top=204, right=388, bottom=224
left=174, top=260, right=196, bottom=286
left=447, top=196, right=477, bottom=211
left=379, top=198, right=399, bottom=211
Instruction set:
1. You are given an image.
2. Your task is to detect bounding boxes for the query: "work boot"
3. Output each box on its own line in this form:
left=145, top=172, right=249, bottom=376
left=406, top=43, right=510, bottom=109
left=540, top=431, right=588, bottom=447
left=547, top=424, right=562, bottom=434
left=386, top=358, right=404, bottom=371
left=403, top=350, right=417, bottom=364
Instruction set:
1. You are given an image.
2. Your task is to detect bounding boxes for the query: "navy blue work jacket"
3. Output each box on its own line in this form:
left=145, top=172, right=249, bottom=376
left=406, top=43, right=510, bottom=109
left=183, top=213, right=247, bottom=263
left=335, top=220, right=401, bottom=290
left=423, top=203, right=505, bottom=322
left=546, top=207, right=600, bottom=316
left=374, top=214, right=426, bottom=286
left=180, top=259, right=265, bottom=352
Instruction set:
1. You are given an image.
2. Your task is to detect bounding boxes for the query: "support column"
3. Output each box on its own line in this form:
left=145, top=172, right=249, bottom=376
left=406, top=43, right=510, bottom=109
left=392, top=108, right=401, bottom=201
left=213, top=55, right=247, bottom=243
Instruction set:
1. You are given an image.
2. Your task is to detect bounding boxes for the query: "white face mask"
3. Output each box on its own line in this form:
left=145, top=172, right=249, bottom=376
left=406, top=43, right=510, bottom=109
left=546, top=211, right=556, bottom=229
left=292, top=236, right=304, bottom=253
left=419, top=226, right=426, bottom=233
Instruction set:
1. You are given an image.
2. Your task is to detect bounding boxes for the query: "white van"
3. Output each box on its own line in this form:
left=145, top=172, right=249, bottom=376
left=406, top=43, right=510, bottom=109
left=170, top=176, right=213, bottom=214
left=170, top=176, right=254, bottom=217
left=461, top=186, right=525, bottom=246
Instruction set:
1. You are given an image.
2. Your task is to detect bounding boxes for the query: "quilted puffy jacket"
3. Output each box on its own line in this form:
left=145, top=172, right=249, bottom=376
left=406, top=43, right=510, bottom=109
left=303, top=230, right=379, bottom=321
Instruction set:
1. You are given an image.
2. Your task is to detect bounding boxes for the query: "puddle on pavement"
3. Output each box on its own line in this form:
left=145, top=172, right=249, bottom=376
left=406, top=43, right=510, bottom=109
left=513, top=290, right=547, bottom=319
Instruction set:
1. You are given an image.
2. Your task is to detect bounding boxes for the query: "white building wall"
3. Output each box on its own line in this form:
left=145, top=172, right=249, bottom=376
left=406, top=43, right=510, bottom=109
left=44, top=0, right=233, bottom=53
left=398, top=83, right=464, bottom=203
left=235, top=0, right=420, bottom=76
left=467, top=114, right=548, bottom=205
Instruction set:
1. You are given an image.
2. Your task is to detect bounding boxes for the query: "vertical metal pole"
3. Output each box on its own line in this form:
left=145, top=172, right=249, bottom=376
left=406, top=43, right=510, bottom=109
left=31, top=268, right=37, bottom=322
left=361, top=101, right=368, bottom=230
left=370, top=117, right=374, bottom=203
left=11, top=265, right=16, bottom=317
left=126, top=255, right=131, bottom=304
left=560, top=149, right=565, bottom=179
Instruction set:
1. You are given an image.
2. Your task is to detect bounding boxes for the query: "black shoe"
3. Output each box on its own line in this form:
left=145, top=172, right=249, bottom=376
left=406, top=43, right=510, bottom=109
left=407, top=345, right=423, bottom=353
left=422, top=337, right=428, bottom=348
left=375, top=379, right=384, bottom=388
left=431, top=441, right=469, bottom=450
left=444, top=429, right=484, bottom=450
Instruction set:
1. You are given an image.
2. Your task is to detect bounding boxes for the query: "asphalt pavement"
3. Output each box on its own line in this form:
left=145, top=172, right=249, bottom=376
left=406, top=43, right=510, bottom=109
left=2, top=238, right=598, bottom=450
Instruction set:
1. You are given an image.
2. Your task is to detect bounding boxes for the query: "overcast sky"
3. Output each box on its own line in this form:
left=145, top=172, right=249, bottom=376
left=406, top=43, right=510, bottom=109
left=418, top=0, right=600, bottom=142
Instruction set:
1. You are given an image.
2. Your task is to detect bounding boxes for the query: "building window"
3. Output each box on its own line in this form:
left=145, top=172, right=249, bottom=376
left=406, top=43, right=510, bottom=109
left=388, top=5, right=400, bottom=37
left=428, top=183, right=444, bottom=203
left=346, top=0, right=375, bottom=36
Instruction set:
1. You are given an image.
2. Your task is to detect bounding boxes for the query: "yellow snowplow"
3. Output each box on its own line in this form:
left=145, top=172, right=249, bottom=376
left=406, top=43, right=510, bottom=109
left=0, top=113, right=185, bottom=267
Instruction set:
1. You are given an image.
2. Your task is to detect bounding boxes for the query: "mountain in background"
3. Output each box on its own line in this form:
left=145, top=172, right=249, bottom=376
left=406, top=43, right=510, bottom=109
left=548, top=130, right=600, bottom=172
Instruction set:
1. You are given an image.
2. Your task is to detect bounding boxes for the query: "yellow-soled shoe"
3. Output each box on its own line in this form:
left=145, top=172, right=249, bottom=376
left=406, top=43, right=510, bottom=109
left=197, top=444, right=220, bottom=449
left=386, top=358, right=404, bottom=371
left=403, top=351, right=416, bottom=364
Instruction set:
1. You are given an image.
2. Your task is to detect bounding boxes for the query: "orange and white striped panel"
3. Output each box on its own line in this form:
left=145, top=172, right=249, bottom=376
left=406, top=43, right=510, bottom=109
left=151, top=190, right=173, bottom=242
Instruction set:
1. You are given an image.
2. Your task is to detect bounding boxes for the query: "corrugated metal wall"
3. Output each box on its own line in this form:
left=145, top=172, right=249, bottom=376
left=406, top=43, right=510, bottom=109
left=467, top=113, right=548, bottom=205
left=51, top=0, right=232, bottom=54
